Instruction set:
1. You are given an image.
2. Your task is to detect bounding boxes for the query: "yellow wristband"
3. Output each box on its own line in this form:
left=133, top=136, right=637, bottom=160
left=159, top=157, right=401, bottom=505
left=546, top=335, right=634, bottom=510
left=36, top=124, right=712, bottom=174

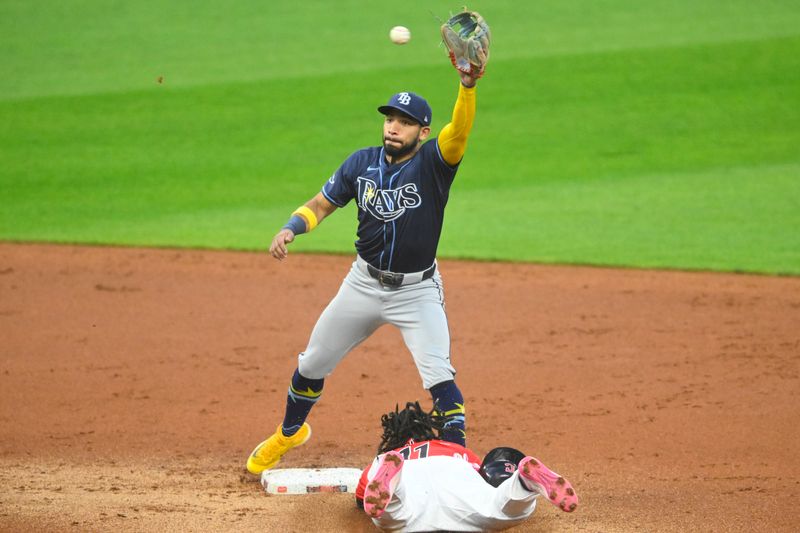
left=293, top=206, right=318, bottom=231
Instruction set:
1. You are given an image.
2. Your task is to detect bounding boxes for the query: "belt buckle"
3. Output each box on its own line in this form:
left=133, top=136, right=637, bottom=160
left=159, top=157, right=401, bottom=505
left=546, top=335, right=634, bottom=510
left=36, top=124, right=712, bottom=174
left=379, top=271, right=402, bottom=287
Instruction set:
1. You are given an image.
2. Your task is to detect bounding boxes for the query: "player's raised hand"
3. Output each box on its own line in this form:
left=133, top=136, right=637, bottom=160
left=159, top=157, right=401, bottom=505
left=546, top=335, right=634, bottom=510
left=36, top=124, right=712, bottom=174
left=269, top=229, right=295, bottom=260
left=459, top=70, right=478, bottom=88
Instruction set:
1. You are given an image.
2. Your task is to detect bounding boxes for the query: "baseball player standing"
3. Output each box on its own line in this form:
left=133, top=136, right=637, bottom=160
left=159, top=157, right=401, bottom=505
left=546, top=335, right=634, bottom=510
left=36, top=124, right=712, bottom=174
left=246, top=16, right=490, bottom=475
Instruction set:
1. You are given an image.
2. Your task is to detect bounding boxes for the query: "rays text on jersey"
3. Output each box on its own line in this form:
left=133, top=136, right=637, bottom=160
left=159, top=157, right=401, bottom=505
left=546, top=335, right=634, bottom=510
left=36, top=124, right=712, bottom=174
left=356, top=176, right=422, bottom=222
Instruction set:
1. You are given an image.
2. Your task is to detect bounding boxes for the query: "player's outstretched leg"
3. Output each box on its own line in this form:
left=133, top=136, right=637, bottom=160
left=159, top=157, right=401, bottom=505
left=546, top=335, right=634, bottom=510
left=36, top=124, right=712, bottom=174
left=246, top=423, right=311, bottom=475
left=518, top=456, right=578, bottom=512
left=363, top=451, right=404, bottom=518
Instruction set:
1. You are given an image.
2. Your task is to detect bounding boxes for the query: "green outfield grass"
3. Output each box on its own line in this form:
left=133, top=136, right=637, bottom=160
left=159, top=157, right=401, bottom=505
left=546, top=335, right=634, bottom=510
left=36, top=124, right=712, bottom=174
left=1, top=1, right=799, bottom=274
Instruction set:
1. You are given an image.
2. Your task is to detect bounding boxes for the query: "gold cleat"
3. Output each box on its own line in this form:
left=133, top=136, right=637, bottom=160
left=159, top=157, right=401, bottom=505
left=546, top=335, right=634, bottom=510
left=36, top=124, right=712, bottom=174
left=246, top=423, right=311, bottom=475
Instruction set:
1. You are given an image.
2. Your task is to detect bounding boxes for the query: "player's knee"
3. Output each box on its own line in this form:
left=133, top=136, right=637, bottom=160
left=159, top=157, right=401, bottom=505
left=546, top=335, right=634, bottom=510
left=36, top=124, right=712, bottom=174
left=297, top=353, right=330, bottom=381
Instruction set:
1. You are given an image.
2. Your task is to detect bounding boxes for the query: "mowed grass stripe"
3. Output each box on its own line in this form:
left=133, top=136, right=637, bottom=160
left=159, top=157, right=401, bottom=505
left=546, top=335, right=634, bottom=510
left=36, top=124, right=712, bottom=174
left=2, top=36, right=798, bottom=273
left=3, top=1, right=799, bottom=101
left=437, top=162, right=800, bottom=275
left=470, top=34, right=800, bottom=189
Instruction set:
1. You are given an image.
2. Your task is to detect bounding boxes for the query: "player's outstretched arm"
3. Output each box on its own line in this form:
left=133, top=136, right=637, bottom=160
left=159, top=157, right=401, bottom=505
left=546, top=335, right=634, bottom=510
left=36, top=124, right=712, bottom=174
left=438, top=8, right=489, bottom=165
left=437, top=76, right=477, bottom=167
left=269, top=193, right=337, bottom=260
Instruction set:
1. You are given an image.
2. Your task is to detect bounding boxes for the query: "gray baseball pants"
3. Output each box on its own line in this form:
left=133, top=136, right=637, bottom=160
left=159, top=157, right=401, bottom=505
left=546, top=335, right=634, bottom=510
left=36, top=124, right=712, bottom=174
left=297, top=256, right=455, bottom=389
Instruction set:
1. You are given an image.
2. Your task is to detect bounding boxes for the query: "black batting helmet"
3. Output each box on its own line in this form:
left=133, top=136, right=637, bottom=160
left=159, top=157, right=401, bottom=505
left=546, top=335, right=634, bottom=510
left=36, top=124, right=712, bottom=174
left=479, top=447, right=526, bottom=487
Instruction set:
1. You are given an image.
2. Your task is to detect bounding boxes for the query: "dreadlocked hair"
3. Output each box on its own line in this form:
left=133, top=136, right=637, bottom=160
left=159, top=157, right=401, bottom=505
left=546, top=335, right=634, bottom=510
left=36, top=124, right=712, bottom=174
left=377, top=401, right=445, bottom=454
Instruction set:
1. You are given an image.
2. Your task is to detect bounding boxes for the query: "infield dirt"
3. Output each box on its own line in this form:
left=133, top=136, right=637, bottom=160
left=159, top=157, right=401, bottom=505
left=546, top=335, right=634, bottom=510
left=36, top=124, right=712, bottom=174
left=1, top=243, right=798, bottom=532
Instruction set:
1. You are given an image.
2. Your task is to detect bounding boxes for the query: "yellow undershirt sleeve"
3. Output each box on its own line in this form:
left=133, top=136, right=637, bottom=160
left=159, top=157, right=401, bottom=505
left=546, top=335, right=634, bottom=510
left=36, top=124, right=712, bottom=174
left=437, top=83, right=476, bottom=166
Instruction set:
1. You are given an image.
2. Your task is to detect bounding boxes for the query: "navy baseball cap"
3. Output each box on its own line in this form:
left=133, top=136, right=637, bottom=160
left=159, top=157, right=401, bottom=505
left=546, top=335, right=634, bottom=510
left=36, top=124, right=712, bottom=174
left=378, top=92, right=432, bottom=126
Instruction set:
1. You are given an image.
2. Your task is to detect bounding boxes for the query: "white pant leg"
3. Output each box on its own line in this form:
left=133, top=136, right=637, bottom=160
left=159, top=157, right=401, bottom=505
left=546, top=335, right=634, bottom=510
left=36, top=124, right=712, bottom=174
left=372, top=456, right=537, bottom=532
left=297, top=262, right=384, bottom=379
left=489, top=470, right=539, bottom=525
left=384, top=272, right=456, bottom=389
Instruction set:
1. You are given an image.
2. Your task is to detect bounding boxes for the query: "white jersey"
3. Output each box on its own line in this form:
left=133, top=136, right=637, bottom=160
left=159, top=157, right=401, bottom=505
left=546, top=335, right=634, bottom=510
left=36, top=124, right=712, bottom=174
left=365, top=454, right=538, bottom=532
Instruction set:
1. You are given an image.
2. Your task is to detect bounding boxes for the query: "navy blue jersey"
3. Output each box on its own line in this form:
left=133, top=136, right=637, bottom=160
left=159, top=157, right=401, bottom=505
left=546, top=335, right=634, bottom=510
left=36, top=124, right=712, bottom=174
left=321, top=139, right=459, bottom=273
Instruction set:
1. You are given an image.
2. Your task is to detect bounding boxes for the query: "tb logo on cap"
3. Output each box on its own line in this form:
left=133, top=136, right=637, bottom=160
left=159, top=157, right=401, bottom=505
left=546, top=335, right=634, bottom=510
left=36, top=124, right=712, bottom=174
left=397, top=92, right=412, bottom=105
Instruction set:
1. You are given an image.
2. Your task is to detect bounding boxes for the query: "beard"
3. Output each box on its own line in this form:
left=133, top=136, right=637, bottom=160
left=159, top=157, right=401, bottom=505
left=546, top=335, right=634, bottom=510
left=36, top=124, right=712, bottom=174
left=383, top=136, right=418, bottom=160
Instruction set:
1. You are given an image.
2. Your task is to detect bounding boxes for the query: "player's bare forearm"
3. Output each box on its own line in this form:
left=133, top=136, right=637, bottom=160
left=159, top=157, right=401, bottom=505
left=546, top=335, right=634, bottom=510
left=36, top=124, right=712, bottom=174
left=269, top=193, right=337, bottom=261
left=307, top=193, right=337, bottom=223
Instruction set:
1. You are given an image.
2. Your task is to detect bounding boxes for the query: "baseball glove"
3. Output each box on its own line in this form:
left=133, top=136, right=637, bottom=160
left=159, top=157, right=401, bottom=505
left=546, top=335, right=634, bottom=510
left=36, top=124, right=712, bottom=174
left=441, top=9, right=491, bottom=78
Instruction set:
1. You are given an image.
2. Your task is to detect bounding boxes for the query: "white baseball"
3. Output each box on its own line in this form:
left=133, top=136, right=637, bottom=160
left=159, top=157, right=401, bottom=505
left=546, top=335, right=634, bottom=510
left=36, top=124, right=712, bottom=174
left=389, top=26, right=411, bottom=45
